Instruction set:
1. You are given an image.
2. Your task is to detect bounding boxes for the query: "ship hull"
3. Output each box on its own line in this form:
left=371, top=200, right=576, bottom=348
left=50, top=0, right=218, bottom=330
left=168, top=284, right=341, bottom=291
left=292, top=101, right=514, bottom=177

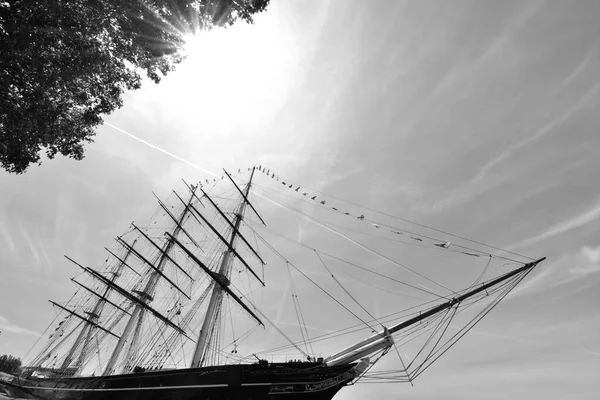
left=1, top=362, right=357, bottom=400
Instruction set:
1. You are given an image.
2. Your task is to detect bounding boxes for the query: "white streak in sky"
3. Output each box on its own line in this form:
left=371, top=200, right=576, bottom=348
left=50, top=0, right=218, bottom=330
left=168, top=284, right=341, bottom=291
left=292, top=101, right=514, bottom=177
left=475, top=80, right=600, bottom=181
left=509, top=245, right=600, bottom=298
left=432, top=54, right=600, bottom=213
left=509, top=199, right=600, bottom=250
left=104, top=122, right=219, bottom=177
left=102, top=124, right=321, bottom=262
left=37, top=232, right=52, bottom=269
left=558, top=47, right=598, bottom=90
left=19, top=222, right=40, bottom=268
left=0, top=315, right=41, bottom=337
left=433, top=1, right=544, bottom=96
left=0, top=219, right=15, bottom=254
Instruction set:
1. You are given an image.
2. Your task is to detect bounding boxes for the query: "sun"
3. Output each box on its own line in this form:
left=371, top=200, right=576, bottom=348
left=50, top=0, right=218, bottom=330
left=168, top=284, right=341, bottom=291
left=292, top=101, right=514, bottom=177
left=180, top=27, right=262, bottom=100
left=157, top=21, right=292, bottom=147
left=182, top=25, right=264, bottom=73
left=177, top=28, right=258, bottom=116
left=183, top=29, right=231, bottom=61
left=173, top=24, right=286, bottom=119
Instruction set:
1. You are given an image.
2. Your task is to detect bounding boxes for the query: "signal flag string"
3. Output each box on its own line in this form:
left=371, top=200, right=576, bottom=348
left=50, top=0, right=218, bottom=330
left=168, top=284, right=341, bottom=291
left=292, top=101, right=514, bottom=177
left=247, top=165, right=535, bottom=263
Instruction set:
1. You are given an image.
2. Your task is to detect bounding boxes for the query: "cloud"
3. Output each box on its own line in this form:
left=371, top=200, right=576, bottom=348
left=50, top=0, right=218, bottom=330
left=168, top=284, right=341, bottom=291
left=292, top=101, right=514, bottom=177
left=19, top=221, right=40, bottom=268
left=571, top=246, right=600, bottom=274
left=431, top=1, right=545, bottom=101
left=0, top=315, right=40, bottom=337
left=474, top=80, right=600, bottom=182
left=0, top=218, right=15, bottom=254
left=581, top=246, right=600, bottom=262
left=509, top=198, right=600, bottom=250
left=558, top=47, right=598, bottom=90
left=431, top=52, right=600, bottom=213
left=510, top=244, right=600, bottom=297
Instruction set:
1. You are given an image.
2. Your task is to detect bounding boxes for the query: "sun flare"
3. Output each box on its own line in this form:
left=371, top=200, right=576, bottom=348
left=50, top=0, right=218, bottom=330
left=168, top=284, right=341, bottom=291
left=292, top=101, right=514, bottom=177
left=172, top=24, right=289, bottom=131
left=183, top=29, right=228, bottom=60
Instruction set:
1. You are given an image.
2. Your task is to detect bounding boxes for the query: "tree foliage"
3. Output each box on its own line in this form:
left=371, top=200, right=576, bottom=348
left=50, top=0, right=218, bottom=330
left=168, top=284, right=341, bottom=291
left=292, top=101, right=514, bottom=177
left=0, top=0, right=270, bottom=173
left=0, top=354, right=22, bottom=375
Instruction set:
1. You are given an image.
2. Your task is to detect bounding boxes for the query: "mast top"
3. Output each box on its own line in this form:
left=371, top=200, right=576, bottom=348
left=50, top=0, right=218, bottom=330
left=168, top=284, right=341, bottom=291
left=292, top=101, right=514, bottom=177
left=223, top=168, right=265, bottom=225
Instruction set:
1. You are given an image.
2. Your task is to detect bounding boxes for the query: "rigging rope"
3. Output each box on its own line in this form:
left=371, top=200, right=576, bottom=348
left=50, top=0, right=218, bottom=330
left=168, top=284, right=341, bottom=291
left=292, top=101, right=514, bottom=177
left=314, top=250, right=380, bottom=332
left=247, top=167, right=535, bottom=262
left=253, top=186, right=459, bottom=296
left=246, top=220, right=447, bottom=300
left=356, top=272, right=525, bottom=383
left=472, top=255, right=493, bottom=286
left=410, top=272, right=525, bottom=380
left=393, top=341, right=413, bottom=386
left=286, top=262, right=313, bottom=358
left=255, top=229, right=382, bottom=334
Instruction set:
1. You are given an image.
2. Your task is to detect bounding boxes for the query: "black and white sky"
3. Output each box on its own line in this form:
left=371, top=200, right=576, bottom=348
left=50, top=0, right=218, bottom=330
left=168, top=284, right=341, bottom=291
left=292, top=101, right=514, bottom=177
left=1, top=1, right=600, bottom=399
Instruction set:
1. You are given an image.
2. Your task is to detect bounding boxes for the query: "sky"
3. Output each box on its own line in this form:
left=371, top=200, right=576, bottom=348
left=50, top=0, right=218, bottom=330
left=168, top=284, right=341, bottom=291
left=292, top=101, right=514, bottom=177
left=1, top=0, right=600, bottom=399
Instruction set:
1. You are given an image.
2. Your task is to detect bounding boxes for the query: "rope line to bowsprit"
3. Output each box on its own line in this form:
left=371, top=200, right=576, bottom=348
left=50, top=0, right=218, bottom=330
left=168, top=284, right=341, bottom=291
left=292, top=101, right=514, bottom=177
left=314, top=250, right=382, bottom=332
left=244, top=217, right=448, bottom=300
left=244, top=165, right=535, bottom=263
left=255, top=229, right=385, bottom=333
left=251, top=186, right=458, bottom=297
left=246, top=177, right=527, bottom=266
left=357, top=269, right=527, bottom=383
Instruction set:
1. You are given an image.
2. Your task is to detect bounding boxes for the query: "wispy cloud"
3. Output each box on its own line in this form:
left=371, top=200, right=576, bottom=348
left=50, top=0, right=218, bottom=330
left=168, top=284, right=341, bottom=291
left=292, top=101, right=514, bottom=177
left=475, top=80, right=600, bottom=181
left=19, top=221, right=40, bottom=268
left=433, top=1, right=544, bottom=97
left=509, top=198, right=600, bottom=250
left=430, top=50, right=600, bottom=213
left=510, top=244, right=600, bottom=297
left=0, top=218, right=15, bottom=255
left=0, top=315, right=40, bottom=337
left=571, top=246, right=600, bottom=274
left=558, top=47, right=598, bottom=90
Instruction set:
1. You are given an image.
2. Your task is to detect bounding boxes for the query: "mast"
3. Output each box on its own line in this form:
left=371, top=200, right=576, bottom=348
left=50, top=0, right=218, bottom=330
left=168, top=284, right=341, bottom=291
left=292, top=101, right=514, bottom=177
left=103, top=188, right=197, bottom=375
left=190, top=168, right=256, bottom=368
left=59, top=240, right=137, bottom=371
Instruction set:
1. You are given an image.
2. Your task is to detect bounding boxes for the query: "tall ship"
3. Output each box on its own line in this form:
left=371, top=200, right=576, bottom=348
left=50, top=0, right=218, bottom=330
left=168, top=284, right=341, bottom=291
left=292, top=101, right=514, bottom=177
left=0, top=167, right=545, bottom=399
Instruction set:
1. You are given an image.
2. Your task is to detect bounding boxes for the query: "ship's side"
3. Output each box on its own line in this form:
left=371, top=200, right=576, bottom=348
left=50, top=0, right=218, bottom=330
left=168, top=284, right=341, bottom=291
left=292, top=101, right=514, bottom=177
left=2, top=362, right=357, bottom=400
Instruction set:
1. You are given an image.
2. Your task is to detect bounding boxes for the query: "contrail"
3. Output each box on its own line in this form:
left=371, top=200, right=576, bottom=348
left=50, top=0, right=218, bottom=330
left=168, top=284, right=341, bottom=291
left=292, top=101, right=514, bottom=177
left=104, top=122, right=219, bottom=178
left=0, top=315, right=41, bottom=337
left=509, top=198, right=600, bottom=250
left=475, top=80, right=600, bottom=181
left=434, top=79, right=600, bottom=213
